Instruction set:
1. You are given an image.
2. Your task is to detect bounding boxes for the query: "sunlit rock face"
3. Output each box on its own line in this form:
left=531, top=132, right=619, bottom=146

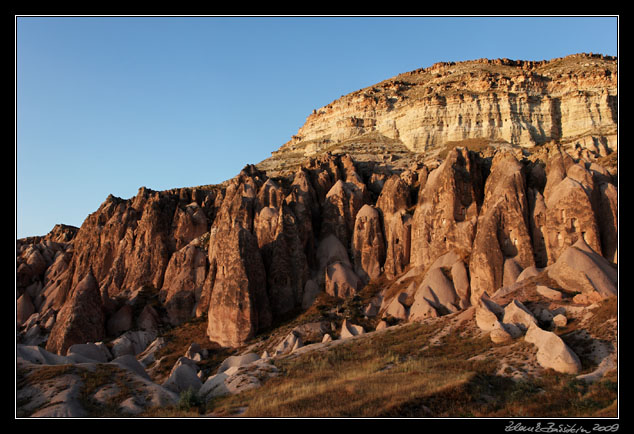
left=275, top=54, right=616, bottom=157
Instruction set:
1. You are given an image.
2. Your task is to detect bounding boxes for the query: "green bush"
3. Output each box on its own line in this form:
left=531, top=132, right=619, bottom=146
left=178, top=387, right=202, bottom=411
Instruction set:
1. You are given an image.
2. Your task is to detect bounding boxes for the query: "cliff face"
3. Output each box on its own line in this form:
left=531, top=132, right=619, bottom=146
left=16, top=53, right=618, bottom=353
left=274, top=54, right=616, bottom=159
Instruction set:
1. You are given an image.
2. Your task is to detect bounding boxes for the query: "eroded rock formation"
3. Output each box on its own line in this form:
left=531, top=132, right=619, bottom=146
left=273, top=54, right=616, bottom=157
left=17, top=54, right=617, bottom=356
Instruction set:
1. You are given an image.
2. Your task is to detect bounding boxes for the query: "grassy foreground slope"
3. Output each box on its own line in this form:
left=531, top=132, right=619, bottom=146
left=143, top=296, right=617, bottom=418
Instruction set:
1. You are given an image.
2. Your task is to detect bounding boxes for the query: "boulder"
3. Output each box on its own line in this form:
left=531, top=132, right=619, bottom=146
left=375, top=320, right=388, bottom=331
left=340, top=319, right=364, bottom=339
left=273, top=332, right=303, bottom=356
left=66, top=342, right=112, bottom=363
left=415, top=267, right=460, bottom=314
left=525, top=322, right=582, bottom=374
left=384, top=296, right=408, bottom=321
left=217, top=353, right=261, bottom=374
left=200, top=359, right=279, bottom=401
left=533, top=305, right=554, bottom=323
left=28, top=377, right=88, bottom=418
left=110, top=354, right=151, bottom=381
left=199, top=370, right=232, bottom=399
left=474, top=293, right=504, bottom=332
left=363, top=299, right=381, bottom=318
left=184, top=342, right=205, bottom=361
left=547, top=238, right=617, bottom=302
left=576, top=353, right=617, bottom=384
left=517, top=266, right=542, bottom=282
left=408, top=293, right=439, bottom=322
left=502, top=299, right=538, bottom=332
left=17, top=344, right=71, bottom=366
left=553, top=314, right=568, bottom=328
left=490, top=322, right=514, bottom=344
left=451, top=260, right=471, bottom=309
left=110, top=330, right=157, bottom=358
left=118, top=397, right=144, bottom=416
left=290, top=321, right=330, bottom=343
left=536, top=285, right=563, bottom=301
left=163, top=359, right=202, bottom=394
left=137, top=337, right=166, bottom=368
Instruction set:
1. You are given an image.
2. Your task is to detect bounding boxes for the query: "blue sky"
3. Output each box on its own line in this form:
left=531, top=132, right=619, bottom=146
left=16, top=16, right=618, bottom=238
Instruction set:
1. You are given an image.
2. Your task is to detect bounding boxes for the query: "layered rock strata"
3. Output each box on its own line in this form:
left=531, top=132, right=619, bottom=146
left=272, top=53, right=616, bottom=159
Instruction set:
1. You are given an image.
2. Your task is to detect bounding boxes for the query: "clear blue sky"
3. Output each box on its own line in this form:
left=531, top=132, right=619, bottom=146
left=16, top=16, right=618, bottom=238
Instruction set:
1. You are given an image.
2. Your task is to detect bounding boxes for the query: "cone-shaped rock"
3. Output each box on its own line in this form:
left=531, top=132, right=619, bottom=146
left=46, top=271, right=105, bottom=355
left=351, top=204, right=386, bottom=283
left=470, top=151, right=535, bottom=302
left=411, top=148, right=482, bottom=270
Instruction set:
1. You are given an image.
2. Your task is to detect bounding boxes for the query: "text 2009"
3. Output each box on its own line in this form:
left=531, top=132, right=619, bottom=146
left=505, top=421, right=618, bottom=433
left=592, top=425, right=619, bottom=433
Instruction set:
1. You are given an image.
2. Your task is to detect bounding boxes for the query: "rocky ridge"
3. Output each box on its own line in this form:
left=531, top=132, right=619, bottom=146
left=16, top=53, right=617, bottom=417
left=262, top=53, right=616, bottom=170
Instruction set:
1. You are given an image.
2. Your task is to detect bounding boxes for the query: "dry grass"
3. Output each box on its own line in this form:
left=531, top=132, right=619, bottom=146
left=205, top=321, right=494, bottom=417
left=17, top=364, right=76, bottom=387
left=76, top=364, right=139, bottom=417
left=17, top=363, right=140, bottom=418
left=485, top=370, right=618, bottom=418
left=202, top=310, right=617, bottom=418
left=584, top=297, right=618, bottom=338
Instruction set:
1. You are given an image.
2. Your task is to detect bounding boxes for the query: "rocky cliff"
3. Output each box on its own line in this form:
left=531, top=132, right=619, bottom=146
left=17, top=150, right=617, bottom=348
left=16, top=55, right=618, bottom=416
left=260, top=53, right=616, bottom=176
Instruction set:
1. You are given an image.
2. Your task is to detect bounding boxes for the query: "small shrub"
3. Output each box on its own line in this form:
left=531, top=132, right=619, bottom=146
left=178, top=387, right=202, bottom=412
